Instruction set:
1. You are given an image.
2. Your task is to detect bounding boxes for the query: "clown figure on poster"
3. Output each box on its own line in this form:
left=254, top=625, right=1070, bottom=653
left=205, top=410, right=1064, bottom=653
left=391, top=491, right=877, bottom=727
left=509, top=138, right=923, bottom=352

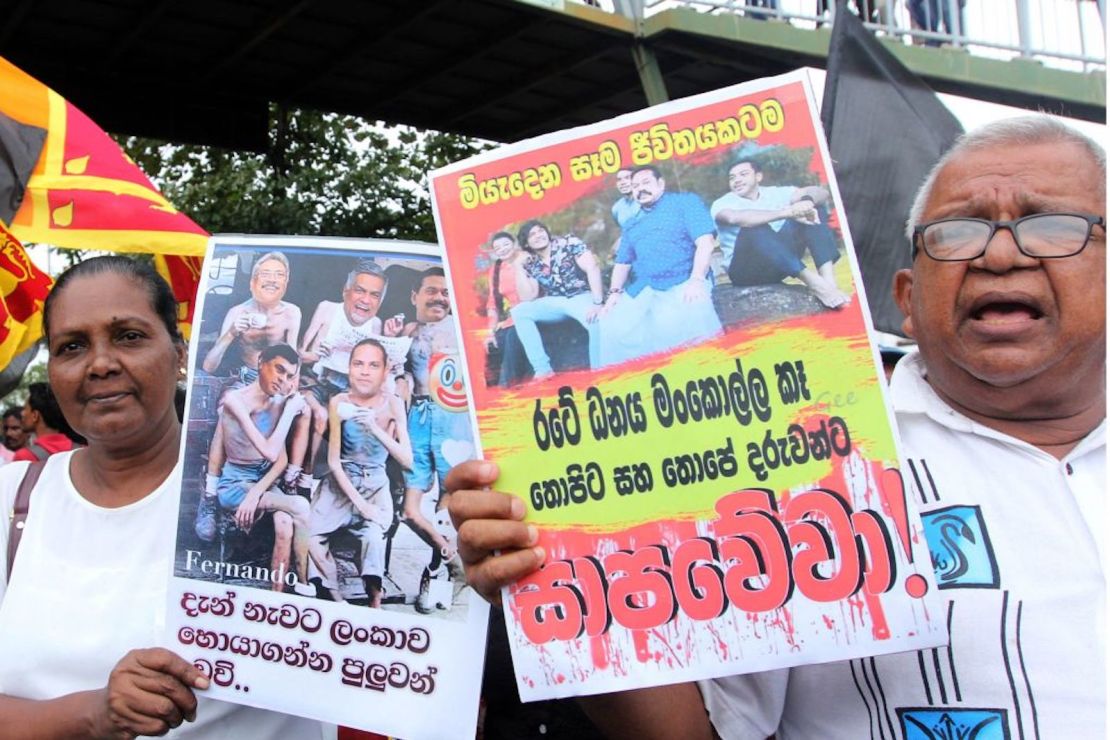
left=401, top=267, right=474, bottom=614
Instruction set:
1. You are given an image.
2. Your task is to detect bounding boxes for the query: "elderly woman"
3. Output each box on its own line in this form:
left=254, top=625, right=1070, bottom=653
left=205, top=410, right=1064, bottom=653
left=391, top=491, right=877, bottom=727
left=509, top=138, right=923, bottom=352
left=0, top=257, right=324, bottom=737
left=509, top=220, right=604, bottom=379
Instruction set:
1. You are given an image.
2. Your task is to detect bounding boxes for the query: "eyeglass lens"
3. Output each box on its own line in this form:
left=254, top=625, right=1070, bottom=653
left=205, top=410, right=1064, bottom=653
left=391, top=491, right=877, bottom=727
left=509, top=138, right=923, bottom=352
left=923, top=214, right=1094, bottom=259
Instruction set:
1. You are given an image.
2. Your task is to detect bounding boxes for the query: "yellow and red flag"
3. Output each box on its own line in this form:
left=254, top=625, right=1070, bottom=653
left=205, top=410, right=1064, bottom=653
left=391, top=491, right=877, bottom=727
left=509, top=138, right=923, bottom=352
left=0, top=57, right=208, bottom=257
left=0, top=222, right=53, bottom=367
left=153, top=253, right=204, bottom=340
left=0, top=56, right=207, bottom=350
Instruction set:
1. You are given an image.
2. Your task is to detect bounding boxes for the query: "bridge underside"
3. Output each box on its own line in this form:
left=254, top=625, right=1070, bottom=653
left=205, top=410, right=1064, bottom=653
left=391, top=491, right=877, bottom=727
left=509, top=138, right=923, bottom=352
left=1, top=0, right=1102, bottom=150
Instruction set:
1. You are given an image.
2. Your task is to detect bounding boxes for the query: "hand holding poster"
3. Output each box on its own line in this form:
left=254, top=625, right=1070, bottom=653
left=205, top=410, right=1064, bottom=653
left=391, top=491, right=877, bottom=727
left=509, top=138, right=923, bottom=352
left=165, top=236, right=486, bottom=739
left=430, top=71, right=945, bottom=700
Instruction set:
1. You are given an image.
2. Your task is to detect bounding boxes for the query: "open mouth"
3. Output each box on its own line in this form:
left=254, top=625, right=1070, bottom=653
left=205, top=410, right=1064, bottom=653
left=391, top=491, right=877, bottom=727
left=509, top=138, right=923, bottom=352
left=967, top=294, right=1044, bottom=327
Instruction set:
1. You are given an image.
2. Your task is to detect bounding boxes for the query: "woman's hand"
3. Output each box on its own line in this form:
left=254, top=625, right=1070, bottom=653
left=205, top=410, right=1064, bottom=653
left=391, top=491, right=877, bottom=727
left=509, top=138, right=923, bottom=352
left=91, top=648, right=209, bottom=739
left=445, top=461, right=545, bottom=606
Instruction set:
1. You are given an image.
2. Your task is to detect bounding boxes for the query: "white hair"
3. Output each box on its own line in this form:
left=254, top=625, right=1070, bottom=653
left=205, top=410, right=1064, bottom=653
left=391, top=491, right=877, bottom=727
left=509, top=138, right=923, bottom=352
left=904, top=115, right=1107, bottom=243
left=251, top=251, right=290, bottom=278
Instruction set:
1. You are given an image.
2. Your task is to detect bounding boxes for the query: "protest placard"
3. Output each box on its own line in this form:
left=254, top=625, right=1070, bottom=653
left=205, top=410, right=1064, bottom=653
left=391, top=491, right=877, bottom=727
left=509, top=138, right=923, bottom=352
left=429, top=70, right=946, bottom=701
left=165, top=235, right=486, bottom=738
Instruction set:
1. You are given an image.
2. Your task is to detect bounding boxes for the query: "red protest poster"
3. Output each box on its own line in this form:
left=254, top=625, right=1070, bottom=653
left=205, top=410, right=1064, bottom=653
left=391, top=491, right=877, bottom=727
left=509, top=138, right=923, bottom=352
left=430, top=71, right=944, bottom=700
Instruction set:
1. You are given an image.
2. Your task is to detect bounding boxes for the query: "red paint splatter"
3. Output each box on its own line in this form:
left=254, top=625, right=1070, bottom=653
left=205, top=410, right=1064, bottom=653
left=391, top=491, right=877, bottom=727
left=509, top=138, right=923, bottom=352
left=861, top=587, right=890, bottom=640
left=633, top=629, right=651, bottom=663
left=589, top=634, right=611, bottom=671
left=905, top=574, right=928, bottom=598
left=879, top=467, right=913, bottom=562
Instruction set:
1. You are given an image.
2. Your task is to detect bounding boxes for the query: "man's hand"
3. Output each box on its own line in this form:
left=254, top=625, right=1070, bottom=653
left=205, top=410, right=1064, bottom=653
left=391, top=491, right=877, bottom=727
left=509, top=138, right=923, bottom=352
left=353, top=496, right=379, bottom=522
left=445, top=461, right=544, bottom=606
left=585, top=303, right=604, bottom=323
left=362, top=409, right=391, bottom=443
left=231, top=314, right=252, bottom=337
left=484, top=332, right=499, bottom=350
left=283, top=393, right=308, bottom=417
left=681, top=278, right=710, bottom=304
left=235, top=489, right=264, bottom=532
left=382, top=316, right=405, bottom=337
left=789, top=201, right=819, bottom=224
left=90, top=648, right=209, bottom=739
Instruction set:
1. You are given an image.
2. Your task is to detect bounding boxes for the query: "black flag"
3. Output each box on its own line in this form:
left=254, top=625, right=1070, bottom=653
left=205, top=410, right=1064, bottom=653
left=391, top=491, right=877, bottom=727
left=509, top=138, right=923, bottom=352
left=821, top=1, right=963, bottom=335
left=0, top=110, right=45, bottom=226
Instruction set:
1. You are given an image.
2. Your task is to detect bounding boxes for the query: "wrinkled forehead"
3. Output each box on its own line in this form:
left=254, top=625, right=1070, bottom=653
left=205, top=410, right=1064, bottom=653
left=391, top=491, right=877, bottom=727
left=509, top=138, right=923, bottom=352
left=926, top=141, right=1103, bottom=217
left=346, top=272, right=385, bottom=292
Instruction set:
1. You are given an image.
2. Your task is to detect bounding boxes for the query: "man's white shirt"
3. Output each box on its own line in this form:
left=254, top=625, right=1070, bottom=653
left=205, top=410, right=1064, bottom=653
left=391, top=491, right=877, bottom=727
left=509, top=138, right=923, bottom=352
left=700, top=351, right=1106, bottom=739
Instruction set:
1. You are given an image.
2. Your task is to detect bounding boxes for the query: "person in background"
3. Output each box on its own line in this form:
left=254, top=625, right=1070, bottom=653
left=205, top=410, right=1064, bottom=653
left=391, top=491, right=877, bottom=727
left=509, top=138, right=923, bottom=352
left=13, top=383, right=81, bottom=462
left=0, top=408, right=26, bottom=465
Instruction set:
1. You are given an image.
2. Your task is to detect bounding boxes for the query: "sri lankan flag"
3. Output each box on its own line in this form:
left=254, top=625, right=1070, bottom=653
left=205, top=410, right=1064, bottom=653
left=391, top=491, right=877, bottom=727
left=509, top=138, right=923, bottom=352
left=1, top=56, right=208, bottom=256
left=0, top=222, right=52, bottom=367
left=0, top=56, right=206, bottom=347
left=154, top=253, right=203, bottom=340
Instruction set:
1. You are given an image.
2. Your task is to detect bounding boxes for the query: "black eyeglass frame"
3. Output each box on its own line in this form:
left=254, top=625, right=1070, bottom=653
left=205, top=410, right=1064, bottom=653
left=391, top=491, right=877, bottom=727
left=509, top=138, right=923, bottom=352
left=911, top=212, right=1105, bottom=261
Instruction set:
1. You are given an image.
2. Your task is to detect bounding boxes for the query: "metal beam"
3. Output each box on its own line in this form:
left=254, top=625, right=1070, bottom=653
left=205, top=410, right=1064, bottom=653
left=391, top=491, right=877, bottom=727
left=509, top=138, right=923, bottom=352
left=444, top=45, right=617, bottom=126
left=202, top=0, right=317, bottom=82
left=374, top=17, right=552, bottom=109
left=106, top=0, right=177, bottom=65
left=0, top=0, right=36, bottom=50
left=287, top=0, right=453, bottom=98
left=632, top=42, right=669, bottom=105
left=642, top=6, right=1105, bottom=119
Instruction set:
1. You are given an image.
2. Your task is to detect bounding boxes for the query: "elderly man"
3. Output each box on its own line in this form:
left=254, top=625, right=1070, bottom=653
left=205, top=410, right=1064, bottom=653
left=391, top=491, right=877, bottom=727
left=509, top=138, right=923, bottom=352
left=599, top=165, right=722, bottom=366
left=446, top=116, right=1106, bottom=738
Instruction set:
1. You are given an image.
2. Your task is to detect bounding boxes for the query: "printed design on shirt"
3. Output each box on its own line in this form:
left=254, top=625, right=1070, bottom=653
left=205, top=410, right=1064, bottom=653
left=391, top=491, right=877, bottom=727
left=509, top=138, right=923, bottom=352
left=906, top=458, right=940, bottom=504
left=921, top=505, right=999, bottom=589
left=898, top=708, right=1009, bottom=740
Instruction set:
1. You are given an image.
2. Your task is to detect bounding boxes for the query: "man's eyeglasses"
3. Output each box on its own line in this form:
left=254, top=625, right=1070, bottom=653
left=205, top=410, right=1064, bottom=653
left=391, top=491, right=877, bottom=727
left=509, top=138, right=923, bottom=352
left=255, top=270, right=288, bottom=281
left=912, top=212, right=1104, bottom=261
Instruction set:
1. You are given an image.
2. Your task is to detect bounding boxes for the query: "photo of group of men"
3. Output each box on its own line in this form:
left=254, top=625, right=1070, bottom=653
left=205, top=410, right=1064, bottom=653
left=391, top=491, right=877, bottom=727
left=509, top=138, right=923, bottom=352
left=176, top=242, right=473, bottom=619
left=478, top=145, right=852, bottom=387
